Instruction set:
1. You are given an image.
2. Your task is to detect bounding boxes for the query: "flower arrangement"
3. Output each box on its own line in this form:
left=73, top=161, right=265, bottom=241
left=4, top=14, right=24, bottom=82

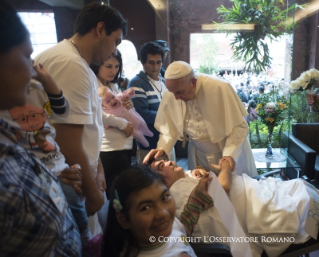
left=289, top=69, right=319, bottom=93
left=255, top=93, right=289, bottom=157
left=255, top=94, right=289, bottom=127
left=289, top=69, right=319, bottom=111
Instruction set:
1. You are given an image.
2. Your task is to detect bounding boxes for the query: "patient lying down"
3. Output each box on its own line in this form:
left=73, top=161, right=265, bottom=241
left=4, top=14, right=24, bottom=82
left=150, top=159, right=318, bottom=257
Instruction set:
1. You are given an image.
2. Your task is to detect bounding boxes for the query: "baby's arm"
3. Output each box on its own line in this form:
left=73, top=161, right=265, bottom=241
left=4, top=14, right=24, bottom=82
left=121, top=88, right=135, bottom=99
left=179, top=173, right=214, bottom=236
left=33, top=63, right=66, bottom=115
left=102, top=111, right=133, bottom=137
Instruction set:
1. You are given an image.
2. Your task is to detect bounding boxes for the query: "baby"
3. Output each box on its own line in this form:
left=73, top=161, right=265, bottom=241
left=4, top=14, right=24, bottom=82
left=98, top=87, right=153, bottom=147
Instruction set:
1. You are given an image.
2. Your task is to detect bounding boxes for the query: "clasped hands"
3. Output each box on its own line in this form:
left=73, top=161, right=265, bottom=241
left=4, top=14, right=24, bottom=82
left=192, top=156, right=235, bottom=178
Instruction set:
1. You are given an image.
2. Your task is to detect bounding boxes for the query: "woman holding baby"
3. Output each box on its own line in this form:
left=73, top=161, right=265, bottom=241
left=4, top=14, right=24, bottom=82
left=90, top=50, right=133, bottom=196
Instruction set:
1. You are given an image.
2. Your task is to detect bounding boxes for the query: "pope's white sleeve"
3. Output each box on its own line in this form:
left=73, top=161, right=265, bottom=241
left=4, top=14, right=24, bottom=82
left=157, top=133, right=177, bottom=158
left=222, top=121, right=248, bottom=162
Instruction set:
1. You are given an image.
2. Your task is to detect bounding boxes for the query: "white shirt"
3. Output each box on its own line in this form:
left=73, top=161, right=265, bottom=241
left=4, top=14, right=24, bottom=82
left=0, top=81, right=70, bottom=176
left=35, top=40, right=103, bottom=174
left=138, top=218, right=196, bottom=257
left=147, top=75, right=167, bottom=99
left=99, top=80, right=133, bottom=152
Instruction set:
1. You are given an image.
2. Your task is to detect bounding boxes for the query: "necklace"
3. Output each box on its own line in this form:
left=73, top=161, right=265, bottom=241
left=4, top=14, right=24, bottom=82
left=148, top=77, right=162, bottom=98
left=181, top=95, right=196, bottom=148
left=68, top=39, right=83, bottom=58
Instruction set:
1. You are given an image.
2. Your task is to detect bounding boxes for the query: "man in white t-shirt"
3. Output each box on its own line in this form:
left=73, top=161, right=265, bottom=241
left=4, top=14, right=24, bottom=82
left=35, top=3, right=127, bottom=218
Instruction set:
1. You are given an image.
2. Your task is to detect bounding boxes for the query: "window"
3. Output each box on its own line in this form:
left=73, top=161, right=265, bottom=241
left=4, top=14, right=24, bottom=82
left=18, top=12, right=58, bottom=59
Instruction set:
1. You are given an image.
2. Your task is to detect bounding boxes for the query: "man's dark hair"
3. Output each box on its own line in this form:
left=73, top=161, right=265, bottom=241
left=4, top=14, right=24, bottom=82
left=0, top=0, right=29, bottom=54
left=140, top=42, right=164, bottom=64
left=259, top=86, right=265, bottom=94
left=74, top=2, right=127, bottom=37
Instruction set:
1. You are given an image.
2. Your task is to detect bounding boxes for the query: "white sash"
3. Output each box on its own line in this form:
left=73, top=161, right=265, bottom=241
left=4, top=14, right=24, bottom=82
left=208, top=172, right=253, bottom=257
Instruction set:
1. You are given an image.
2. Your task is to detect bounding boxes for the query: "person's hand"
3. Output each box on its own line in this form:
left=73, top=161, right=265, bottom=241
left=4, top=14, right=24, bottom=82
left=192, top=168, right=208, bottom=178
left=143, top=149, right=165, bottom=164
left=218, top=156, right=235, bottom=172
left=96, top=172, right=106, bottom=192
left=33, top=63, right=61, bottom=95
left=33, top=63, right=54, bottom=88
left=122, top=122, right=133, bottom=137
left=195, top=172, right=213, bottom=193
left=59, top=164, right=82, bottom=195
left=193, top=172, right=214, bottom=208
left=121, top=97, right=134, bottom=110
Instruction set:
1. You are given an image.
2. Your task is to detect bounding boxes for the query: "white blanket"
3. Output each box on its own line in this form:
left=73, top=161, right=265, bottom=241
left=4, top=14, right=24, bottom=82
left=171, top=174, right=312, bottom=257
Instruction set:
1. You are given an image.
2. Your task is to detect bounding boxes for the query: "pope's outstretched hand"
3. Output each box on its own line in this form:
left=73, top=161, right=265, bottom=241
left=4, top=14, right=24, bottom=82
left=143, top=149, right=165, bottom=164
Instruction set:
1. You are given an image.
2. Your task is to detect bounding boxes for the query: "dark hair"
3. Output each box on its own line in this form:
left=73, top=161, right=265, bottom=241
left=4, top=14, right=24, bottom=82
left=74, top=2, right=127, bottom=37
left=101, top=165, right=167, bottom=257
left=0, top=1, right=29, bottom=54
left=90, top=49, right=123, bottom=83
left=259, top=86, right=265, bottom=94
left=140, top=42, right=164, bottom=64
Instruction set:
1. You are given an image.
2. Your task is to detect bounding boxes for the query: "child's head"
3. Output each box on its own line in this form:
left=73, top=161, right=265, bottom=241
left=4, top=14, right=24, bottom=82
left=102, top=165, right=176, bottom=257
left=98, top=86, right=121, bottom=109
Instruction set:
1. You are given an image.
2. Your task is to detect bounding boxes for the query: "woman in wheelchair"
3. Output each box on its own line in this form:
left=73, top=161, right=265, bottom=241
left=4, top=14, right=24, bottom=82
left=150, top=159, right=319, bottom=257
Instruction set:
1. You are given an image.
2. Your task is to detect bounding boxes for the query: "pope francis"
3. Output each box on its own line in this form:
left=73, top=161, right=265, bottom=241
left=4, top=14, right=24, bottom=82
left=143, top=61, right=257, bottom=177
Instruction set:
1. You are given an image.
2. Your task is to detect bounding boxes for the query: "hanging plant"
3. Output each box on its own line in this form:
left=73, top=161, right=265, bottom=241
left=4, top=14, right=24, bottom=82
left=215, top=0, right=303, bottom=73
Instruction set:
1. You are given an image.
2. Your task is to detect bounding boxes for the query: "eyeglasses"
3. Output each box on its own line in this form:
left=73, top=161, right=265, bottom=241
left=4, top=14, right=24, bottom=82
left=13, top=111, right=45, bottom=123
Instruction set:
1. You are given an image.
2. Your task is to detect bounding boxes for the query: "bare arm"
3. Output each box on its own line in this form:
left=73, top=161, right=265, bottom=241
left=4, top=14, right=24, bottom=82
left=212, top=160, right=232, bottom=193
left=53, top=123, right=104, bottom=216
left=96, top=157, right=106, bottom=192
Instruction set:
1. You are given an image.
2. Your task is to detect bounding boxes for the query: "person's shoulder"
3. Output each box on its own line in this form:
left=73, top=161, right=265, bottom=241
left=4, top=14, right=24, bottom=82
left=199, top=73, right=230, bottom=87
left=128, top=72, right=150, bottom=90
left=36, top=40, right=86, bottom=68
left=129, top=72, right=146, bottom=84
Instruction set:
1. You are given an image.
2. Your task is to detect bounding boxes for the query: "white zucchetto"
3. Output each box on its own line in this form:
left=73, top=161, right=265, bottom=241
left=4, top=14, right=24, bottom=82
left=164, top=61, right=193, bottom=79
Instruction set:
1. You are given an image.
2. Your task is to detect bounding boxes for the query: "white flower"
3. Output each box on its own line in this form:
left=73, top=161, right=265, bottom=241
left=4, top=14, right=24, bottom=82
left=310, top=69, right=319, bottom=81
left=300, top=80, right=308, bottom=90
left=289, top=80, right=300, bottom=90
left=266, top=102, right=276, bottom=108
left=308, top=69, right=317, bottom=79
left=300, top=71, right=311, bottom=82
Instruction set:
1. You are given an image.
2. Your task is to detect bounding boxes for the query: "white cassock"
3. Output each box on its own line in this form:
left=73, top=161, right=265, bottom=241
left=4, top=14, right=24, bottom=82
left=171, top=173, right=313, bottom=257
left=155, top=74, right=257, bottom=176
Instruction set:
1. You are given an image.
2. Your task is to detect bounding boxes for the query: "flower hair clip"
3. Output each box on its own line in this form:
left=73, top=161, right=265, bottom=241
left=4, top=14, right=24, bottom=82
left=113, top=190, right=123, bottom=212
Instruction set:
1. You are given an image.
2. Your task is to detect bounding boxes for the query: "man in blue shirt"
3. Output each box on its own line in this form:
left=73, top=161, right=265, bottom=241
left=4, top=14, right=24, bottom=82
left=128, top=41, right=175, bottom=164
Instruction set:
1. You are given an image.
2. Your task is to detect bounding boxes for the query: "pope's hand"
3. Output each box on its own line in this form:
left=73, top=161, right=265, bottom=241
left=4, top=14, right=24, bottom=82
left=143, top=149, right=165, bottom=164
left=218, top=156, right=235, bottom=172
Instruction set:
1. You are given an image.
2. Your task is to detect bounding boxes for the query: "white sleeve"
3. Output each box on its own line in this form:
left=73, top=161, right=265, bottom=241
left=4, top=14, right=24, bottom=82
left=38, top=58, right=94, bottom=125
left=222, top=121, right=248, bottom=162
left=157, top=133, right=177, bottom=157
left=102, top=112, right=128, bottom=130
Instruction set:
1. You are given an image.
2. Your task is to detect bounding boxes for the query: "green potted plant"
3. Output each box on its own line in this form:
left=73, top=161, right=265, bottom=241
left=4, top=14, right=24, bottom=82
left=215, top=0, right=302, bottom=72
